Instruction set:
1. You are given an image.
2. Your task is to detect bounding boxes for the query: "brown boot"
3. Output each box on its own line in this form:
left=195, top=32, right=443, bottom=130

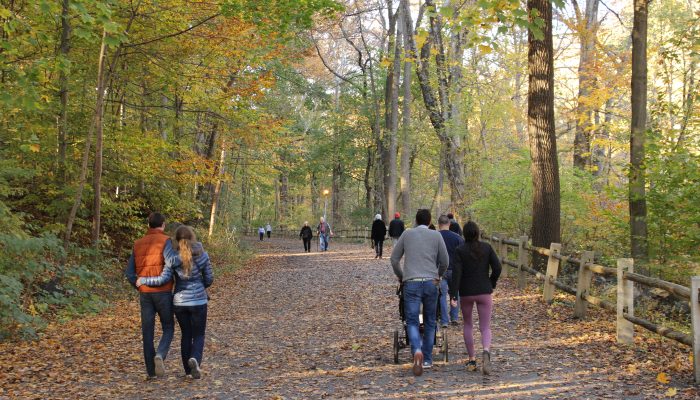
left=482, top=351, right=491, bottom=375
left=412, top=352, right=424, bottom=376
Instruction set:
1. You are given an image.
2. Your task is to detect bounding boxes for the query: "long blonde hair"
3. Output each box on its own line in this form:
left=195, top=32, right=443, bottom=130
left=174, top=225, right=196, bottom=277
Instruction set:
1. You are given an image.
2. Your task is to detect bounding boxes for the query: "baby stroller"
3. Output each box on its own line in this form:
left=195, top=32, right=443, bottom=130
left=392, top=283, right=448, bottom=364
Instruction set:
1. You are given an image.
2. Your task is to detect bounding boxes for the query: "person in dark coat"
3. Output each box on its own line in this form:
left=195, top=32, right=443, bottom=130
left=447, top=213, right=462, bottom=236
left=299, top=221, right=313, bottom=253
left=388, top=212, right=405, bottom=245
left=449, top=221, right=501, bottom=375
left=370, top=214, right=387, bottom=259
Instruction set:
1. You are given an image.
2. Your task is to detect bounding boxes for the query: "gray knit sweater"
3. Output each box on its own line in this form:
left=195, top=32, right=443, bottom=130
left=390, top=225, right=449, bottom=282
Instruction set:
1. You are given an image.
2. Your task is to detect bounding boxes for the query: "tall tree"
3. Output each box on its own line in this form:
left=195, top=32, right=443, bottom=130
left=572, top=0, right=600, bottom=171
left=527, top=0, right=560, bottom=263
left=56, top=0, right=71, bottom=182
left=629, top=0, right=648, bottom=259
left=399, top=0, right=412, bottom=218
left=384, top=0, right=400, bottom=221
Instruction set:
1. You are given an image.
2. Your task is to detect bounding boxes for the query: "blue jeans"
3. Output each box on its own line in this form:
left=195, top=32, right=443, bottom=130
left=320, top=234, right=329, bottom=251
left=403, top=280, right=439, bottom=364
left=174, top=304, right=208, bottom=375
left=441, top=271, right=460, bottom=323
left=139, top=292, right=175, bottom=377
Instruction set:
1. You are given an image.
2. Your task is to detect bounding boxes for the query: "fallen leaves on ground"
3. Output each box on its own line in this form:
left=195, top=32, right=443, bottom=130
left=0, top=238, right=698, bottom=399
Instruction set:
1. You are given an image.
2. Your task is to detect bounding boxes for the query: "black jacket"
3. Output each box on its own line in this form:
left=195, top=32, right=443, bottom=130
left=449, top=220, right=462, bottom=236
left=388, top=218, right=405, bottom=238
left=299, top=226, right=313, bottom=239
left=371, top=220, right=387, bottom=241
left=448, top=241, right=501, bottom=298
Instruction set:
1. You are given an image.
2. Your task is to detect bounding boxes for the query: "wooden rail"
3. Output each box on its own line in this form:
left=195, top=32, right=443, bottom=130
left=480, top=231, right=700, bottom=383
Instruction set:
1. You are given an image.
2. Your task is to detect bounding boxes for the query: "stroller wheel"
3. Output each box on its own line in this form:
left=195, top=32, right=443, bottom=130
left=393, top=329, right=400, bottom=364
left=441, top=330, right=449, bottom=362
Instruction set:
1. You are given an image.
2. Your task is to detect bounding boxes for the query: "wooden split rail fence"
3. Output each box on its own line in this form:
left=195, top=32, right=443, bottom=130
left=481, top=232, right=700, bottom=383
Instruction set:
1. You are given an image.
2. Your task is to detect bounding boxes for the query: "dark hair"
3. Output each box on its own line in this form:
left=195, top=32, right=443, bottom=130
left=428, top=224, right=436, bottom=230
left=148, top=212, right=166, bottom=228
left=437, top=215, right=450, bottom=226
left=447, top=213, right=454, bottom=219
left=415, top=209, right=431, bottom=226
left=462, top=221, right=483, bottom=260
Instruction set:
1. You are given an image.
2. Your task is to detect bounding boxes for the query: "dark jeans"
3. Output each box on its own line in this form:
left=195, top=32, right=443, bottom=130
left=303, top=238, right=311, bottom=252
left=374, top=240, right=384, bottom=257
left=259, top=233, right=264, bottom=241
left=175, top=304, right=208, bottom=375
left=267, top=231, right=271, bottom=238
left=139, top=292, right=175, bottom=377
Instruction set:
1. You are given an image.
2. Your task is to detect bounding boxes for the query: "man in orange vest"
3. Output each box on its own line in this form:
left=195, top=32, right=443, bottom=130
left=125, top=212, right=176, bottom=378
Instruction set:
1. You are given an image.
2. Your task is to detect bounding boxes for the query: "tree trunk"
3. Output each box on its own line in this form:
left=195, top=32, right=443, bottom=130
left=332, top=163, right=343, bottom=227
left=630, top=0, right=649, bottom=260
left=528, top=0, right=561, bottom=267
left=90, top=51, right=108, bottom=249
left=364, top=146, right=373, bottom=210
left=399, top=2, right=412, bottom=219
left=573, top=0, right=600, bottom=170
left=383, top=0, right=399, bottom=222
left=208, top=139, right=226, bottom=237
left=56, top=0, right=71, bottom=182
left=310, top=171, right=319, bottom=217
left=64, top=29, right=107, bottom=250
left=241, top=149, right=250, bottom=228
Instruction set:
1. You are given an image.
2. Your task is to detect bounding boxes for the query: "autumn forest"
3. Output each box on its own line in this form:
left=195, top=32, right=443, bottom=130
left=1, top=0, right=699, bottom=343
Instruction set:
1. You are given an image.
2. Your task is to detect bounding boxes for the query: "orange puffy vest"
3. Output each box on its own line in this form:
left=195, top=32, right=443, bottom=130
left=133, top=229, right=173, bottom=293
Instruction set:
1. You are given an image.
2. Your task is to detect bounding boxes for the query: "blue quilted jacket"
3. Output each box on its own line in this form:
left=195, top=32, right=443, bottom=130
left=141, top=242, right=214, bottom=306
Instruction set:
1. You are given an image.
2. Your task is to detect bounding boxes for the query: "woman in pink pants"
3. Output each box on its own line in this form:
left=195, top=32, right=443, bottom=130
left=449, top=221, right=502, bottom=375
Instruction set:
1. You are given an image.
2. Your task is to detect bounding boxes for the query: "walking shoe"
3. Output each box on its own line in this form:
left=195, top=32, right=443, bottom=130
left=482, top=351, right=491, bottom=375
left=441, top=323, right=449, bottom=329
left=422, top=361, right=433, bottom=369
left=450, top=320, right=460, bottom=327
left=154, top=355, right=165, bottom=377
left=466, top=360, right=477, bottom=372
left=188, top=358, right=202, bottom=379
left=412, top=352, right=423, bottom=376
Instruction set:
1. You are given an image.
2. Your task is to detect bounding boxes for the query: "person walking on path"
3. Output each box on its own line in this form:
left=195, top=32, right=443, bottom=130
left=437, top=215, right=465, bottom=328
left=258, top=226, right=265, bottom=241
left=125, top=212, right=176, bottom=379
left=449, top=221, right=501, bottom=375
left=266, top=223, right=272, bottom=239
left=388, top=212, right=405, bottom=245
left=137, top=225, right=214, bottom=379
left=299, top=221, right=313, bottom=253
left=447, top=213, right=462, bottom=236
left=317, top=217, right=333, bottom=251
left=390, top=209, right=449, bottom=376
left=370, top=214, right=387, bottom=259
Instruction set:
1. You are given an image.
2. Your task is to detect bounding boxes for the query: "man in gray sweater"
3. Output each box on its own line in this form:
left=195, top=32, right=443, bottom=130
left=390, top=209, right=449, bottom=376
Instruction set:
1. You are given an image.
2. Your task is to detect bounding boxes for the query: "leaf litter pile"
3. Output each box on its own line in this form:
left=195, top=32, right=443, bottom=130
left=1, top=238, right=698, bottom=399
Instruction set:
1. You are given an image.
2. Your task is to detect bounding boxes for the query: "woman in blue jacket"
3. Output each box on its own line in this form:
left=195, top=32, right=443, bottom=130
left=137, top=225, right=214, bottom=379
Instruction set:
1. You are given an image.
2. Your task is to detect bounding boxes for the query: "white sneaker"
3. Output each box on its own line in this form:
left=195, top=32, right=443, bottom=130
left=154, top=355, right=165, bottom=377
left=188, top=358, right=201, bottom=379
left=422, top=361, right=433, bottom=369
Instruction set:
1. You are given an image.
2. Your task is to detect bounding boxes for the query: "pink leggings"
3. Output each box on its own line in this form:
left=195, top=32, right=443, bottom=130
left=460, top=294, right=493, bottom=358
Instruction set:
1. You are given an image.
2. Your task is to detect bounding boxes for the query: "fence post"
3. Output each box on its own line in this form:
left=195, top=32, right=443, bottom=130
left=517, top=235, right=528, bottom=289
left=574, top=251, right=595, bottom=319
left=691, top=276, right=700, bottom=383
left=543, top=243, right=562, bottom=303
left=499, top=234, right=509, bottom=278
left=616, top=258, right=634, bottom=344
